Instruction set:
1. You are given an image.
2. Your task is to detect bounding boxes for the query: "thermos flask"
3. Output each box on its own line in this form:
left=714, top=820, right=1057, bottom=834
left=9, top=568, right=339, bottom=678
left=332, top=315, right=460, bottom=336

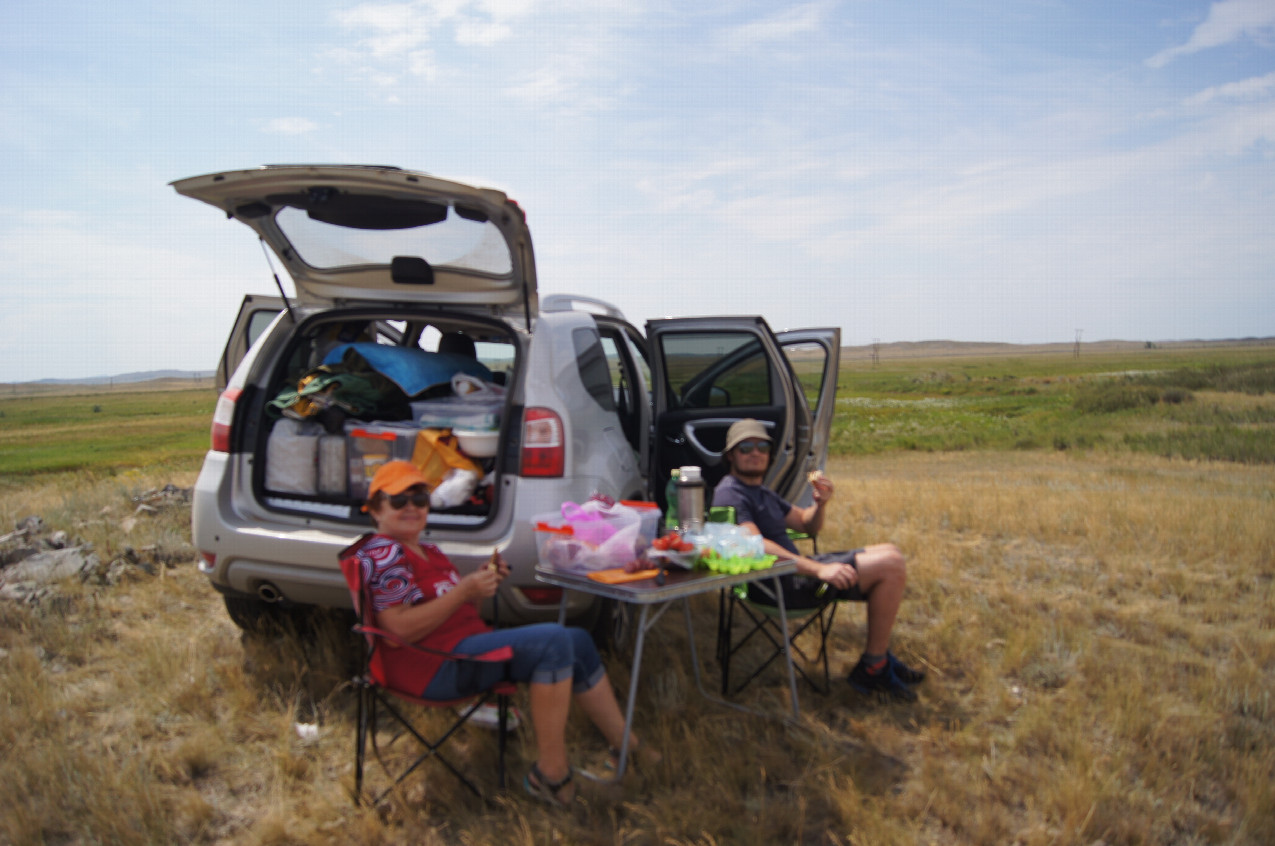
left=675, top=466, right=705, bottom=533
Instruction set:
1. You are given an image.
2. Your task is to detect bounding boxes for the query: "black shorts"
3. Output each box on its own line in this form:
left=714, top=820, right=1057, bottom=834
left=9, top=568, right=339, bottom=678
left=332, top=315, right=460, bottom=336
left=746, top=549, right=866, bottom=609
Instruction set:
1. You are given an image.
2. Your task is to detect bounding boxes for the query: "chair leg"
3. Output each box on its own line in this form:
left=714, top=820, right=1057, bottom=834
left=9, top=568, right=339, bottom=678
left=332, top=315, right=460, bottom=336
left=496, top=693, right=508, bottom=790
left=354, top=680, right=370, bottom=806
left=719, top=597, right=838, bottom=697
left=360, top=689, right=494, bottom=806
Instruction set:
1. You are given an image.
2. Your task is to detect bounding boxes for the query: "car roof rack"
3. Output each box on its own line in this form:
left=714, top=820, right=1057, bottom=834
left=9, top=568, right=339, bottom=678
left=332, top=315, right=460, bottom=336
left=540, top=294, right=625, bottom=319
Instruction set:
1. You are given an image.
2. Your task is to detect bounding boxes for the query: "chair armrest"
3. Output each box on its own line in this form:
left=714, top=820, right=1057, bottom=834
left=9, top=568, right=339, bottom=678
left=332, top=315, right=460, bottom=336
left=353, top=623, right=514, bottom=664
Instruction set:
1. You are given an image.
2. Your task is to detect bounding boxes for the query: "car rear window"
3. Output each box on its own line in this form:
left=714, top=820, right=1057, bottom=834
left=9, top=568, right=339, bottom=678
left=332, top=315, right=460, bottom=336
left=275, top=205, right=513, bottom=275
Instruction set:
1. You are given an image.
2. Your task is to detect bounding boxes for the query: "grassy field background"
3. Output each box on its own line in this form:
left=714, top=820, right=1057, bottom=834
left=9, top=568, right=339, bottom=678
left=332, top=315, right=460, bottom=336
left=0, top=344, right=1272, bottom=844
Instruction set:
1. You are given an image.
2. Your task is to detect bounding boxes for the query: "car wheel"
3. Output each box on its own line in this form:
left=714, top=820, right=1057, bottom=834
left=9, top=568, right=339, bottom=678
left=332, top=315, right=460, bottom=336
left=222, top=594, right=289, bottom=633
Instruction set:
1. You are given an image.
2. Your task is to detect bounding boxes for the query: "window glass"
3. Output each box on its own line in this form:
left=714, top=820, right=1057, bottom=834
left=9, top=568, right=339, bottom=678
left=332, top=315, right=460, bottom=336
left=660, top=332, right=771, bottom=409
left=782, top=341, right=827, bottom=413
left=246, top=310, right=278, bottom=349
left=599, top=336, right=625, bottom=401
left=275, top=205, right=513, bottom=275
left=572, top=328, right=615, bottom=411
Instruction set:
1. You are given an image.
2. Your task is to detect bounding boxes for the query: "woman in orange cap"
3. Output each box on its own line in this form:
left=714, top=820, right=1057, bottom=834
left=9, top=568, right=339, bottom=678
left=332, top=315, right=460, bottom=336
left=344, top=461, right=654, bottom=806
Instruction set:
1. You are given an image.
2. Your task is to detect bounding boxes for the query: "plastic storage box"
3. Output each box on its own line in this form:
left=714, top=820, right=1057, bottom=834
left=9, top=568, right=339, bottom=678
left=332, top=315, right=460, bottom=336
left=532, top=500, right=660, bottom=571
left=410, top=396, right=503, bottom=431
left=345, top=422, right=419, bottom=500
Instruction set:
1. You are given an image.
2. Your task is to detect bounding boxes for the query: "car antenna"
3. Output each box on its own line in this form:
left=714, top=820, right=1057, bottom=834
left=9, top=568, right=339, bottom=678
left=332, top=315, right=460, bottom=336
left=258, top=237, right=297, bottom=324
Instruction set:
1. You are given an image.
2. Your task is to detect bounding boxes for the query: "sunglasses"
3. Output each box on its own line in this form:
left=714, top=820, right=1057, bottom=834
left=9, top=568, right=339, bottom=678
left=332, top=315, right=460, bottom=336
left=735, top=440, right=771, bottom=455
left=385, top=490, right=430, bottom=510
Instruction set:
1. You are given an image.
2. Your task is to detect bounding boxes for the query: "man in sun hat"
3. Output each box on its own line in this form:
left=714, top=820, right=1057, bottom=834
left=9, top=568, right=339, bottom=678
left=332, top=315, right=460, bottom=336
left=712, top=419, right=925, bottom=702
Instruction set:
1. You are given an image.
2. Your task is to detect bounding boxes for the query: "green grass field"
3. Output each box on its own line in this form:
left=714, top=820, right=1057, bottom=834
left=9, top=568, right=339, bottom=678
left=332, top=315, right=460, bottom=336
left=833, top=345, right=1275, bottom=461
left=0, top=388, right=216, bottom=479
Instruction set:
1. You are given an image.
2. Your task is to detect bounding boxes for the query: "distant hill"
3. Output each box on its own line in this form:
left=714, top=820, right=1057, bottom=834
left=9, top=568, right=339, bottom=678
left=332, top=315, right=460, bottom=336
left=1, top=371, right=217, bottom=398
left=28, top=370, right=215, bottom=386
left=841, top=337, right=1275, bottom=360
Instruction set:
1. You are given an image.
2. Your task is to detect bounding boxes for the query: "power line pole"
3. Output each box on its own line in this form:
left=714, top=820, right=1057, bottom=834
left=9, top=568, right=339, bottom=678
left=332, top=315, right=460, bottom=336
left=871, top=338, right=880, bottom=366
left=1074, top=329, right=1082, bottom=358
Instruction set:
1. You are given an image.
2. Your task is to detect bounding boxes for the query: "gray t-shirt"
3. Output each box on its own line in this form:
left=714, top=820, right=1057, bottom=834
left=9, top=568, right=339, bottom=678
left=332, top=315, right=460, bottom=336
left=711, top=474, right=798, bottom=555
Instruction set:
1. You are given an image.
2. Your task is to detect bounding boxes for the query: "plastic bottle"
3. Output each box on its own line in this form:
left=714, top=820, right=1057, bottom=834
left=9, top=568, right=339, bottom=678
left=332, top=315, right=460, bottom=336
left=664, top=468, right=680, bottom=530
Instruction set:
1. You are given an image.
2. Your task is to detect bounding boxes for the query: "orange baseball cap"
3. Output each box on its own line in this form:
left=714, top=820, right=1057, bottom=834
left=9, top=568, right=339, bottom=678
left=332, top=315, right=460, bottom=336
left=367, top=460, right=430, bottom=499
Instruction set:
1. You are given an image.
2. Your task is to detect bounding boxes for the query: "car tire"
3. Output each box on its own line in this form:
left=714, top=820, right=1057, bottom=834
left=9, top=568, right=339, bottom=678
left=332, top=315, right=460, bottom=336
left=222, top=594, right=291, bottom=633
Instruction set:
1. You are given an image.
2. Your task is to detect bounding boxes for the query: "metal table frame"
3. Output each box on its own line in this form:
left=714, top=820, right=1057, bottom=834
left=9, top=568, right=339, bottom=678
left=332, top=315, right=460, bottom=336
left=534, top=560, right=800, bottom=780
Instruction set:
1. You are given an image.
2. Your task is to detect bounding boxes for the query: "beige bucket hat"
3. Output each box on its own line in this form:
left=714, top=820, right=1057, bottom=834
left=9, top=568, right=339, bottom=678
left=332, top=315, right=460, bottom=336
left=724, top=418, right=772, bottom=453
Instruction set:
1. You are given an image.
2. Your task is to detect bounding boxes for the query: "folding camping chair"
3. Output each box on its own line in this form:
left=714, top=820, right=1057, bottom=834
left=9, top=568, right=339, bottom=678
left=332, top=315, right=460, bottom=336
left=340, top=541, right=517, bottom=807
left=712, top=506, right=838, bottom=696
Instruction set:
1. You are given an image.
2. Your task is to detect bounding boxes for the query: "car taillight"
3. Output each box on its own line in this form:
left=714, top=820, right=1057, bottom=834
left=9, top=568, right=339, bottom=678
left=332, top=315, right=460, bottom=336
left=210, top=387, right=242, bottom=453
left=521, top=407, right=564, bottom=477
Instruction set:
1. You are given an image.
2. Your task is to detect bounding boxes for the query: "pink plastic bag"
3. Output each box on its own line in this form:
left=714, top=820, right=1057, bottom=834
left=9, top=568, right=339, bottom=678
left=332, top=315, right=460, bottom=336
left=560, top=499, right=638, bottom=546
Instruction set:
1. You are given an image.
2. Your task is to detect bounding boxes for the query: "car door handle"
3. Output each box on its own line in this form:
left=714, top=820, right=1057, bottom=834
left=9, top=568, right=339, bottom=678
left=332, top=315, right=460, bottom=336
left=683, top=418, right=739, bottom=464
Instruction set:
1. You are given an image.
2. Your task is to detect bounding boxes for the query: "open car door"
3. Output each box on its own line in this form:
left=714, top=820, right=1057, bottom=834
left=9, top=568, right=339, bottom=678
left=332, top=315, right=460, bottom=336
left=215, top=294, right=285, bottom=390
left=646, top=317, right=839, bottom=510
left=776, top=328, right=841, bottom=505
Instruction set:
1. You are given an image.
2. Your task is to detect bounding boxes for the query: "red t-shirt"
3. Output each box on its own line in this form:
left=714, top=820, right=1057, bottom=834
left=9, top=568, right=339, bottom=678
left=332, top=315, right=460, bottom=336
left=346, top=534, right=490, bottom=695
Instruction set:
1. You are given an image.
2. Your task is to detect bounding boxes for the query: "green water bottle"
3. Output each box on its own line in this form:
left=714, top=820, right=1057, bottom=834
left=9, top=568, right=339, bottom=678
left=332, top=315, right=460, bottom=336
left=664, top=468, right=680, bottom=531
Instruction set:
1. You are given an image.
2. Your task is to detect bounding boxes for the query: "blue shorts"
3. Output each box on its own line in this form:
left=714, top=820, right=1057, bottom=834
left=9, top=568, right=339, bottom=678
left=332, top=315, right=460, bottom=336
left=422, top=623, right=605, bottom=700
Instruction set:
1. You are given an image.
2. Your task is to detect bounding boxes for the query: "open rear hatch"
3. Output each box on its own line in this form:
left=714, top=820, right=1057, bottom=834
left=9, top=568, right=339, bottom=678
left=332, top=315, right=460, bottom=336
left=173, top=166, right=535, bottom=525
left=171, top=165, right=538, bottom=322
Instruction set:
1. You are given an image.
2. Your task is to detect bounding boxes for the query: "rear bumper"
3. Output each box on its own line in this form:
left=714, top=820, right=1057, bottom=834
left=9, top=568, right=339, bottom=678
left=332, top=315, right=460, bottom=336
left=191, top=452, right=600, bottom=624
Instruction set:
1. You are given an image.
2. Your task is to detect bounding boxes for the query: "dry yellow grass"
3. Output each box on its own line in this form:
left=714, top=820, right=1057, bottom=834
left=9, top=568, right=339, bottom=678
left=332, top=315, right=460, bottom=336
left=1, top=453, right=1272, bottom=844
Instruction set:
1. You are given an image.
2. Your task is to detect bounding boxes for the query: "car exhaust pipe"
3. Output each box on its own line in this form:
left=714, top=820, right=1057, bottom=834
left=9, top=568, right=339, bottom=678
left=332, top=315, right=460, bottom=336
left=257, top=582, right=283, bottom=603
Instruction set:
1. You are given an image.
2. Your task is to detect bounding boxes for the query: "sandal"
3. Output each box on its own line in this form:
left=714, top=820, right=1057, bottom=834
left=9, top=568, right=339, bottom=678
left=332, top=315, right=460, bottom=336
left=523, top=762, right=574, bottom=808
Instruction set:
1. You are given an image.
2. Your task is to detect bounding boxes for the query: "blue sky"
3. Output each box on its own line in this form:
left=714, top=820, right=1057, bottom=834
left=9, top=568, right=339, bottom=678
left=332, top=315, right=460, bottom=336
left=2, top=0, right=1272, bottom=382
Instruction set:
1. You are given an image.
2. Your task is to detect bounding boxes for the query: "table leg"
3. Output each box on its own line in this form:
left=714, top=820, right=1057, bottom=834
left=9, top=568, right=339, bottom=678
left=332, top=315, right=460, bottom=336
left=771, top=572, right=801, bottom=720
left=581, top=603, right=666, bottom=783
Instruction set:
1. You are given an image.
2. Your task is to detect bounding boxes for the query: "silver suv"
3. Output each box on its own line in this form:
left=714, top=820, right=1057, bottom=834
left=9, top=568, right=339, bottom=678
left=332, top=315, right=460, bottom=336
left=173, top=164, right=840, bottom=633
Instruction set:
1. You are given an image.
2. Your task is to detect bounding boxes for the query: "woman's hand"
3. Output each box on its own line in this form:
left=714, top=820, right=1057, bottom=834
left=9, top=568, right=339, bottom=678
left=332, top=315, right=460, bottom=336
left=490, top=551, right=510, bottom=581
left=461, top=552, right=508, bottom=601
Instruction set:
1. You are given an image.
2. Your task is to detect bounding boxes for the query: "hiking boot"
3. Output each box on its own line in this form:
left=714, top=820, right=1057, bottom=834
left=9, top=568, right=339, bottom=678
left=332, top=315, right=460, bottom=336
left=888, top=652, right=926, bottom=685
left=848, top=658, right=918, bottom=702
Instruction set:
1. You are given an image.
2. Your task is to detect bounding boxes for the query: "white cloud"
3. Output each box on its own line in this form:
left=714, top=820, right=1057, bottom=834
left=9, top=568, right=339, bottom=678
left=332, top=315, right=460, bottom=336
left=263, top=117, right=319, bottom=135
left=1147, top=0, right=1275, bottom=68
left=1184, top=71, right=1275, bottom=106
left=718, top=2, right=827, bottom=51
left=335, top=2, right=436, bottom=57
left=334, top=0, right=528, bottom=59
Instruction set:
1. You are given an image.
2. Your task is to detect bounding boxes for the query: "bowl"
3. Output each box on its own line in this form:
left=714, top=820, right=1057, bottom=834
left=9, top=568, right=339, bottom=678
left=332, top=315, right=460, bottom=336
left=453, top=428, right=499, bottom=458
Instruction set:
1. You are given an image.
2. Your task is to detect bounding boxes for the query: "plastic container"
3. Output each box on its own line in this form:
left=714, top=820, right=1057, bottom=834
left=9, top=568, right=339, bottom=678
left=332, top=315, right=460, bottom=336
left=532, top=500, right=653, bottom=570
left=265, top=418, right=319, bottom=494
left=619, top=500, right=661, bottom=550
left=534, top=522, right=586, bottom=570
left=317, top=434, right=347, bottom=496
left=453, top=428, right=499, bottom=458
left=410, top=396, right=503, bottom=431
left=345, top=422, right=418, bottom=499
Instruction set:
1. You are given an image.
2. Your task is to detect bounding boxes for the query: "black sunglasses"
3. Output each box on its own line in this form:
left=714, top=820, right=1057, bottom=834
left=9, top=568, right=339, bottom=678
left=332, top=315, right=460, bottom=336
left=735, top=440, right=771, bottom=455
left=386, top=490, right=430, bottom=509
